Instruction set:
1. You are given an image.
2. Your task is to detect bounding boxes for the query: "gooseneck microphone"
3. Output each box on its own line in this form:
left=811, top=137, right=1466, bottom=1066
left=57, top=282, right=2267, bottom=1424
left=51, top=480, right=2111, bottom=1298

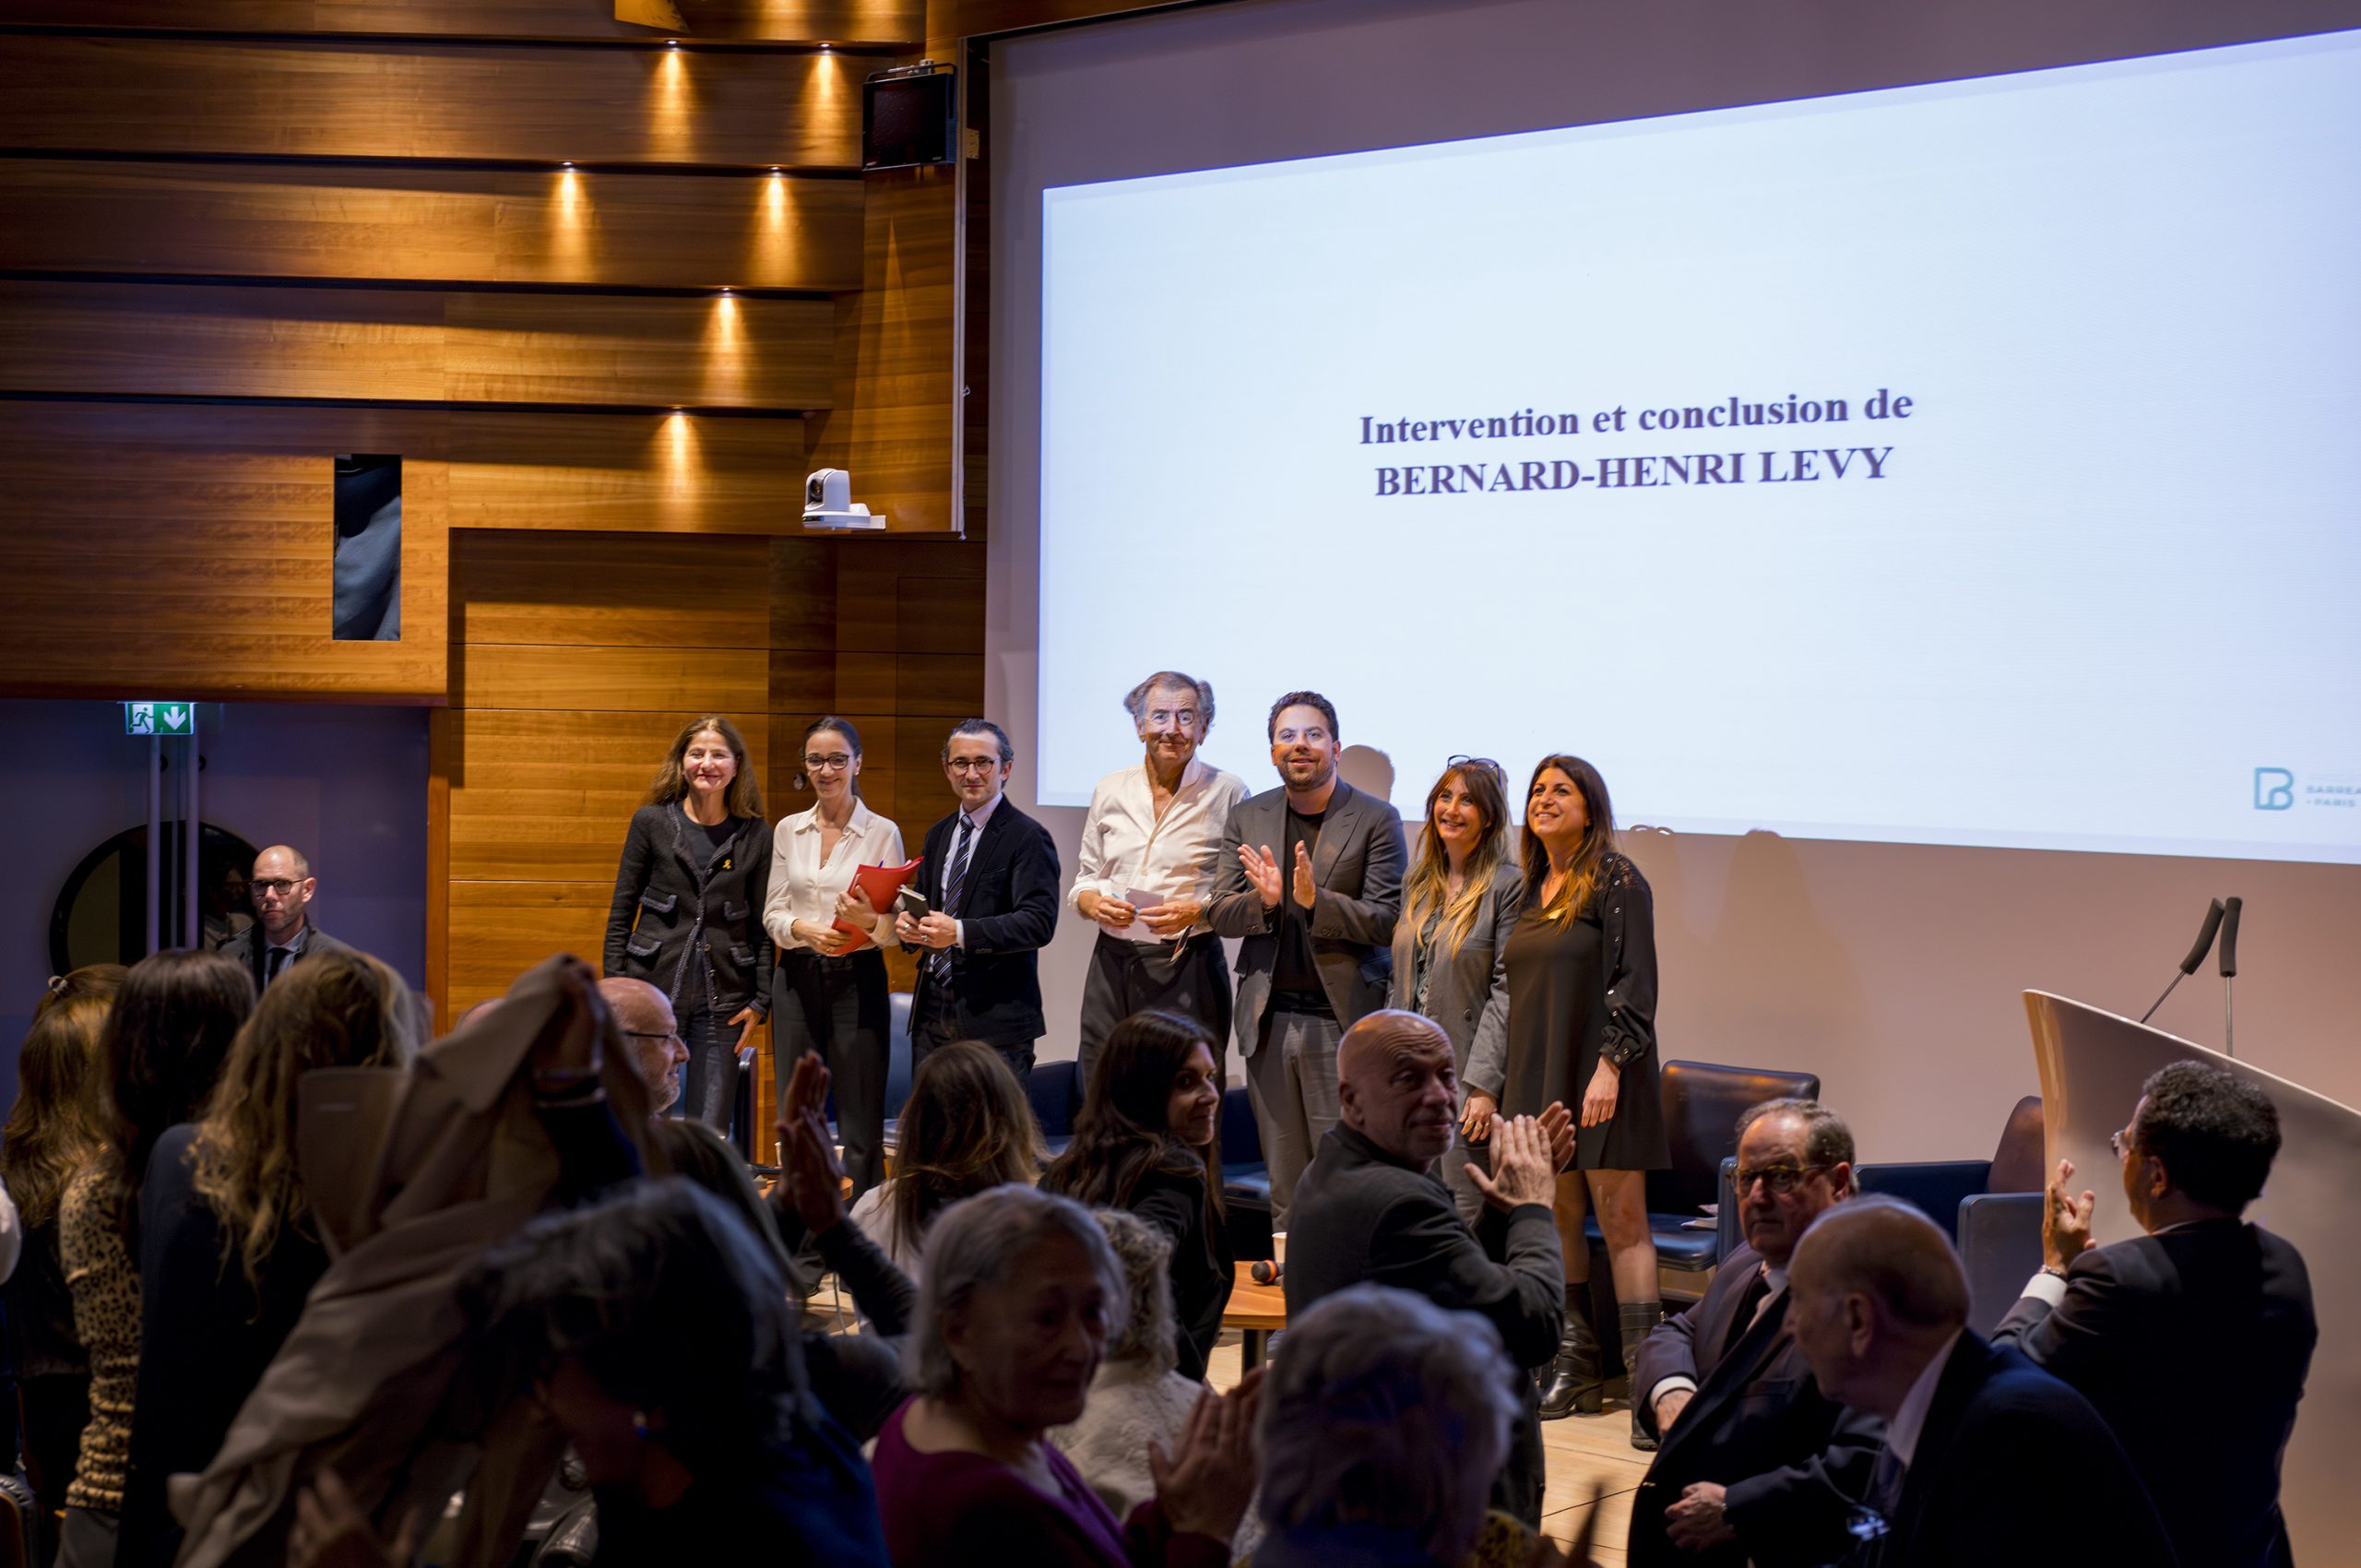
left=2139, top=899, right=2225, bottom=1025
left=2218, top=896, right=2243, bottom=1057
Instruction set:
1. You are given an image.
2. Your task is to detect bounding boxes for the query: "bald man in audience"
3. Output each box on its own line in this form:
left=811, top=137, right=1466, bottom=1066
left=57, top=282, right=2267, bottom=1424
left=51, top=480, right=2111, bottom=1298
left=1993, top=1063, right=2314, bottom=1568
left=1787, top=1197, right=2177, bottom=1567
left=1625, top=1099, right=1881, bottom=1566
left=1285, top=1010, right=1572, bottom=1526
left=598, top=976, right=692, bottom=1117
left=212, top=844, right=352, bottom=992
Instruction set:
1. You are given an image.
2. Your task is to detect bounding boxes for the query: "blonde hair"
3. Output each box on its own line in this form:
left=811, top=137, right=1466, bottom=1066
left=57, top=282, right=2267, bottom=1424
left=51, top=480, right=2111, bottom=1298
left=191, top=949, right=417, bottom=1289
left=1402, top=761, right=1513, bottom=959
left=1519, top=754, right=1617, bottom=927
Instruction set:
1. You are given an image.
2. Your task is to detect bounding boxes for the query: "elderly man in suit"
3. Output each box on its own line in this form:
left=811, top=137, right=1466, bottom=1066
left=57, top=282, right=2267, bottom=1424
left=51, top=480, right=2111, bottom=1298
left=1285, top=1010, right=1572, bottom=1526
left=895, top=719, right=1062, bottom=1083
left=211, top=844, right=353, bottom=993
left=1787, top=1197, right=2177, bottom=1568
left=1995, top=1062, right=2314, bottom=1568
left=1626, top=1099, right=1882, bottom=1566
left=1208, top=690, right=1405, bottom=1226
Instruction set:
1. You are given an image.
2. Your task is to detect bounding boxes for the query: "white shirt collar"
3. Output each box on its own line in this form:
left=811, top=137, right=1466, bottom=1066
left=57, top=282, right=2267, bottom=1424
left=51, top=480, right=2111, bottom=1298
left=1762, top=1260, right=1789, bottom=1297
left=1885, top=1329, right=1964, bottom=1469
left=961, top=792, right=1004, bottom=834
left=792, top=797, right=877, bottom=836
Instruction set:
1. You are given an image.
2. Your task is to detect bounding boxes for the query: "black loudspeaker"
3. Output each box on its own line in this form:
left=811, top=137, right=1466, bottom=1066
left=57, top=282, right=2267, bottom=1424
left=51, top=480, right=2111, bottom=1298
left=864, top=65, right=957, bottom=171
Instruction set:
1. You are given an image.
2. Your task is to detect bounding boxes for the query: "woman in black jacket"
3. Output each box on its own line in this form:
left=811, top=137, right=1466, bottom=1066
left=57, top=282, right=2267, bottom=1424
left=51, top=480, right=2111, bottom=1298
left=603, top=715, right=772, bottom=1129
left=1040, top=1010, right=1231, bottom=1383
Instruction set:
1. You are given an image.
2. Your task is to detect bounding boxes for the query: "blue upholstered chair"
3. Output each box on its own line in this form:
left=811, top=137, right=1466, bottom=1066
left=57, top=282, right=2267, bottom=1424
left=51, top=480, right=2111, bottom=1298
left=1856, top=1094, right=2046, bottom=1333
left=1026, top=1058, right=1082, bottom=1160
left=1219, top=1086, right=1275, bottom=1259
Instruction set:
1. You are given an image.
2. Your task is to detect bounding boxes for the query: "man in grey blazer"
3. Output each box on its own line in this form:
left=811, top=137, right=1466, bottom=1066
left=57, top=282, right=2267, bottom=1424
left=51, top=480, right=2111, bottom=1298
left=210, top=843, right=354, bottom=994
left=1208, top=691, right=1405, bottom=1227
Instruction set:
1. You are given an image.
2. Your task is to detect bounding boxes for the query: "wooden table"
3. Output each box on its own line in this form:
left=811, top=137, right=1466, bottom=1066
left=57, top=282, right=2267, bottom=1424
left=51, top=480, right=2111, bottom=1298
left=1223, top=1262, right=1287, bottom=1371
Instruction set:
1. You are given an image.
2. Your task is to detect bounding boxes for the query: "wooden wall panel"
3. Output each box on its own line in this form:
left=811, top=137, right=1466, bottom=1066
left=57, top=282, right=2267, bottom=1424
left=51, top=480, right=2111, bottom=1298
left=445, top=413, right=818, bottom=531
left=0, top=162, right=863, bottom=292
left=0, top=0, right=924, bottom=44
left=0, top=430, right=448, bottom=699
left=445, top=707, right=769, bottom=881
left=0, top=282, right=834, bottom=410
left=816, top=165, right=960, bottom=532
left=0, top=37, right=865, bottom=168
left=445, top=879, right=613, bottom=1002
left=456, top=530, right=774, bottom=645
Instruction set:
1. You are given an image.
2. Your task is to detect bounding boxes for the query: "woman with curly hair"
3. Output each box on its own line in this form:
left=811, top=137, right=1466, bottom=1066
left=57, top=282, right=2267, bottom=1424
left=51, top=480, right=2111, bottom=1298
left=848, top=1039, right=1041, bottom=1282
left=1040, top=1011, right=1229, bottom=1383
left=116, top=948, right=417, bottom=1568
left=58, top=949, right=252, bottom=1568
left=3, top=968, right=123, bottom=1561
left=1503, top=754, right=1667, bottom=1422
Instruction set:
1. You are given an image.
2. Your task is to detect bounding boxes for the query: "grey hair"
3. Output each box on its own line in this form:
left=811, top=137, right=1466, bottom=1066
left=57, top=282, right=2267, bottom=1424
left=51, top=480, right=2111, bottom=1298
left=1737, top=1097, right=1860, bottom=1196
left=1121, top=671, right=1216, bottom=736
left=1255, top=1284, right=1517, bottom=1563
left=1093, top=1208, right=1178, bottom=1372
left=942, top=719, right=1015, bottom=766
left=906, top=1184, right=1129, bottom=1400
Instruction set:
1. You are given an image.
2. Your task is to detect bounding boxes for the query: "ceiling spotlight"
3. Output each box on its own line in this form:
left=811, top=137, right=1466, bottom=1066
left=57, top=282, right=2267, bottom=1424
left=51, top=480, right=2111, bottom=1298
left=667, top=39, right=680, bottom=48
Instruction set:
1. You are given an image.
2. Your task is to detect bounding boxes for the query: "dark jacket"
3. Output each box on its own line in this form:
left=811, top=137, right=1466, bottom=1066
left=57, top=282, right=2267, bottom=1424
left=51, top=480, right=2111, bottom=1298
left=1992, top=1218, right=2313, bottom=1568
left=603, top=802, right=773, bottom=1019
left=1883, top=1334, right=2177, bottom=1568
left=1626, top=1243, right=1882, bottom=1568
left=210, top=921, right=356, bottom=995
left=1285, top=1122, right=1560, bottom=1527
left=1126, top=1165, right=1232, bottom=1384
left=121, top=1124, right=331, bottom=1568
left=1208, top=780, right=1406, bottom=1059
left=909, top=800, right=1062, bottom=1049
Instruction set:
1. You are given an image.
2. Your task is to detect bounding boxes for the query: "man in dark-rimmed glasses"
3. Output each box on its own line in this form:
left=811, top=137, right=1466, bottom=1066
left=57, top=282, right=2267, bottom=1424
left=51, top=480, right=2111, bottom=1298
left=1626, top=1097, right=1883, bottom=1566
left=212, top=843, right=353, bottom=992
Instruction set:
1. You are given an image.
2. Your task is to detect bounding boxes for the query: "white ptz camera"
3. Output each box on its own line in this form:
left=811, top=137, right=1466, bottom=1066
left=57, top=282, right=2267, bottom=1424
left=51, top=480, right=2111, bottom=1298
left=802, top=469, right=886, bottom=530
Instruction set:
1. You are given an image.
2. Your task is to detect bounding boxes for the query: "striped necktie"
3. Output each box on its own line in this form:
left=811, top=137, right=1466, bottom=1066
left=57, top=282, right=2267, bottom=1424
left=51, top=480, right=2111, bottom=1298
left=928, top=814, right=974, bottom=986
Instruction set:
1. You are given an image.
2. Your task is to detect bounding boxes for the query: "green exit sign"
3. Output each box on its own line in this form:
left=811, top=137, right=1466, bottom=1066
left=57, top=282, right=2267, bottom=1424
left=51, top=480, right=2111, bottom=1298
left=124, top=702, right=196, bottom=737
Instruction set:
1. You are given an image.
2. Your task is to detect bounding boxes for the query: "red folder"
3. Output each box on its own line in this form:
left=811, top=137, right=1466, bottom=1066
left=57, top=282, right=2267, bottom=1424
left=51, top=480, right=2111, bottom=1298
left=832, top=859, right=922, bottom=952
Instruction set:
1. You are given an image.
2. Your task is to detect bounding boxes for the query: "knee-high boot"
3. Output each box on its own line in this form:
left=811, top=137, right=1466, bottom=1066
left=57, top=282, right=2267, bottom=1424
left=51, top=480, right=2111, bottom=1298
left=1537, top=1282, right=1606, bottom=1420
left=1620, top=1300, right=1667, bottom=1450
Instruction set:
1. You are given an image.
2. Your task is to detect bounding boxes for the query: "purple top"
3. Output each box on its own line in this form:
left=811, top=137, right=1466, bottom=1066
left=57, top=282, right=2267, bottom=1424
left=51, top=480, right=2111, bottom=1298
left=872, top=1398, right=1227, bottom=1568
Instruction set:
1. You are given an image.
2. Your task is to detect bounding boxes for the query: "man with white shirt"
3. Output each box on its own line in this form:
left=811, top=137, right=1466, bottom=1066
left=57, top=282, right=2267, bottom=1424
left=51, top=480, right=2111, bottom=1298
left=896, top=719, right=1062, bottom=1083
left=1786, top=1197, right=2176, bottom=1568
left=1626, top=1099, right=1881, bottom=1566
left=1070, top=670, right=1249, bottom=1093
left=211, top=844, right=353, bottom=993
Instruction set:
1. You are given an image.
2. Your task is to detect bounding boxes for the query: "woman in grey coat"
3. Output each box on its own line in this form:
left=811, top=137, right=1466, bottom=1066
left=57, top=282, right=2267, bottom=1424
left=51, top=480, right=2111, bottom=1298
left=1387, top=756, right=1522, bottom=1225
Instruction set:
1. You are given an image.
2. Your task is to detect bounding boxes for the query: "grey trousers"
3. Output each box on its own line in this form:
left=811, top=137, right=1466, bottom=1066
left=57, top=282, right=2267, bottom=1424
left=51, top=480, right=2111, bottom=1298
left=1077, top=931, right=1232, bottom=1097
left=1244, top=1007, right=1344, bottom=1229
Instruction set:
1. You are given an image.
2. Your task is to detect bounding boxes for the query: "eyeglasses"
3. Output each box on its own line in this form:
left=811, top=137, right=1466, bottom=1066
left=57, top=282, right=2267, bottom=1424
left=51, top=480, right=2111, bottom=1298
left=251, top=879, right=302, bottom=897
left=2108, top=1127, right=2139, bottom=1158
left=946, top=757, right=1002, bottom=775
left=1145, top=708, right=1199, bottom=728
left=1727, top=1162, right=1832, bottom=1196
left=803, top=754, right=853, bottom=772
left=1446, top=754, right=1505, bottom=780
left=622, top=1028, right=682, bottom=1046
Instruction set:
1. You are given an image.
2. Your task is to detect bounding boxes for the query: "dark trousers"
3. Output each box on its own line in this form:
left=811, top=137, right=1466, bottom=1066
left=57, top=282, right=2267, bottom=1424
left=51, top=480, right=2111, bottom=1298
left=674, top=1004, right=738, bottom=1132
left=911, top=981, right=1035, bottom=1085
left=772, top=948, right=892, bottom=1200
left=1077, top=931, right=1232, bottom=1096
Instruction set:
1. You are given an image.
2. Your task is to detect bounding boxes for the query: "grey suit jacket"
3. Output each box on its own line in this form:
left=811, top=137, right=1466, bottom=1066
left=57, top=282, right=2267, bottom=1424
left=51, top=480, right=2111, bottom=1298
left=211, top=921, right=355, bottom=993
left=1207, top=778, right=1406, bottom=1060
left=1386, top=857, right=1520, bottom=1089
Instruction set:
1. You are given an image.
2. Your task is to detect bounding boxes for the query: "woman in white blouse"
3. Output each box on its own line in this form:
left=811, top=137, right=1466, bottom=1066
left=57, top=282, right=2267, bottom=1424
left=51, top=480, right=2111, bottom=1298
left=763, top=716, right=900, bottom=1199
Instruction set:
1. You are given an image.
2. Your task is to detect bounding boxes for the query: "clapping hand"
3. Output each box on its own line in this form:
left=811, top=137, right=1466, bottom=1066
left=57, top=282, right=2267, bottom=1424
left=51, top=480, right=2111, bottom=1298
left=1289, top=843, right=1318, bottom=910
left=1149, top=1369, right=1263, bottom=1542
left=771, top=1052, right=848, bottom=1236
left=2042, top=1158, right=2096, bottom=1273
left=1467, top=1114, right=1558, bottom=1210
left=1239, top=844, right=1284, bottom=909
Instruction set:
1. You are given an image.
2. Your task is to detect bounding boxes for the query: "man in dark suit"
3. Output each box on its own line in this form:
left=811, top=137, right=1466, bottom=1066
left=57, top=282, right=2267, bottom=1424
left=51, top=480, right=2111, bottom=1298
left=894, top=719, right=1061, bottom=1082
left=1994, top=1062, right=2314, bottom=1568
left=1626, top=1099, right=1882, bottom=1566
left=210, top=843, right=353, bottom=992
left=1286, top=1010, right=1572, bottom=1526
left=1788, top=1197, right=2177, bottom=1568
left=1207, top=690, right=1405, bottom=1226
